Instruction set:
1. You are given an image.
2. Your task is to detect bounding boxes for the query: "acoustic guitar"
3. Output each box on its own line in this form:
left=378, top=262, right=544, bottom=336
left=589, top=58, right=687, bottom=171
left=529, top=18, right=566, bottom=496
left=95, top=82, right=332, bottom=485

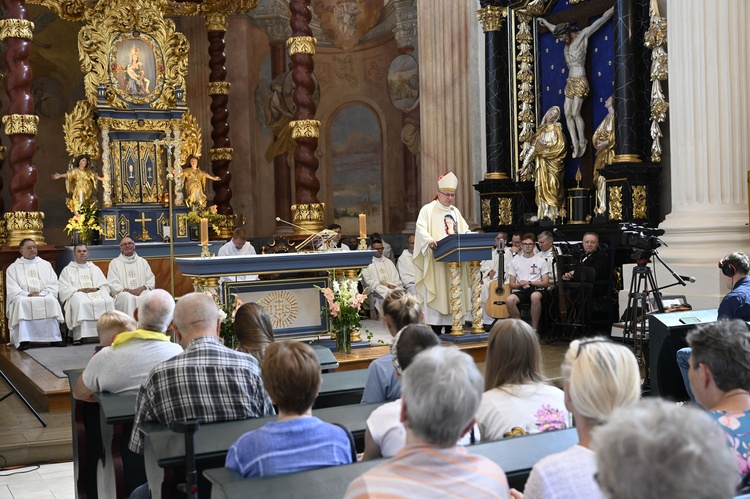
left=485, top=248, right=512, bottom=319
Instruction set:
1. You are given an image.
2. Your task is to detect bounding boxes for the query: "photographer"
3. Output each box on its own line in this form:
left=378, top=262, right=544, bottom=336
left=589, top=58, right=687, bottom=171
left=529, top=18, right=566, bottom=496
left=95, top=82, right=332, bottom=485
left=561, top=232, right=609, bottom=282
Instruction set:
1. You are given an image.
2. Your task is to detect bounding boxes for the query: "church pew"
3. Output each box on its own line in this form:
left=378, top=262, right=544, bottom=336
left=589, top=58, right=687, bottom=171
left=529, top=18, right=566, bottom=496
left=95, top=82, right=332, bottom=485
left=314, top=369, right=368, bottom=409
left=202, top=428, right=579, bottom=499
left=65, top=368, right=102, bottom=499
left=142, top=402, right=385, bottom=499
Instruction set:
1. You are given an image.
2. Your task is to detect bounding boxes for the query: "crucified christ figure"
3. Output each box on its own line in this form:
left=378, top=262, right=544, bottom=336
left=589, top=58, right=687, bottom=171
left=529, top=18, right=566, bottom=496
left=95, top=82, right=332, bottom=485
left=538, top=6, right=614, bottom=158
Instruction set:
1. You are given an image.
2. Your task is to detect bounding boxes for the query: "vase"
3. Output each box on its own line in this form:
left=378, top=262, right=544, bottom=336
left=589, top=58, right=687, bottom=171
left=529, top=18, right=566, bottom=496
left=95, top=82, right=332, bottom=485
left=71, top=229, right=92, bottom=246
left=335, top=324, right=352, bottom=354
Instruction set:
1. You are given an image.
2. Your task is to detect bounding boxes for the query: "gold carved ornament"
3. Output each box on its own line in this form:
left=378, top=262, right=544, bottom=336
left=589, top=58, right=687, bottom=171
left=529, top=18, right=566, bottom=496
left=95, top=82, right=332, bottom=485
left=632, top=185, right=647, bottom=219
left=608, top=186, right=623, bottom=221
left=102, top=214, right=117, bottom=240
left=287, top=36, right=317, bottom=56
left=481, top=199, right=491, bottom=227
left=0, top=19, right=34, bottom=40
left=208, top=81, right=231, bottom=96
left=98, top=117, right=181, bottom=133
left=291, top=203, right=325, bottom=234
left=476, top=6, right=506, bottom=32
left=498, top=198, right=513, bottom=225
left=2, top=114, right=39, bottom=136
left=74, top=0, right=189, bottom=110
left=64, top=100, right=101, bottom=158
left=179, top=111, right=203, bottom=160
left=204, top=12, right=228, bottom=32
left=4, top=212, right=46, bottom=246
left=210, top=147, right=233, bottom=162
left=645, top=0, right=669, bottom=162
left=290, top=120, right=321, bottom=139
left=515, top=13, right=536, bottom=177
left=258, top=290, right=299, bottom=330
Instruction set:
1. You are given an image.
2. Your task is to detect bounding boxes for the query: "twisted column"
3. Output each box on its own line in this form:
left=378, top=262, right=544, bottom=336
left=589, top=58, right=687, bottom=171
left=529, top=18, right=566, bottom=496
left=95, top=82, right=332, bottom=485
left=288, top=0, right=323, bottom=233
left=1, top=0, right=45, bottom=245
left=205, top=13, right=234, bottom=219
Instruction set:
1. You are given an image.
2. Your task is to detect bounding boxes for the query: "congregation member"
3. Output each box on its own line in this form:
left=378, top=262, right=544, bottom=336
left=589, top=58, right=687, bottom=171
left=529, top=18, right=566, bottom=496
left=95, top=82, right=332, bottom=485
left=72, top=290, right=183, bottom=402
left=536, top=231, right=558, bottom=288
left=593, top=399, right=737, bottom=499
left=561, top=231, right=608, bottom=282
left=107, top=237, right=155, bottom=317
left=6, top=238, right=65, bottom=350
left=677, top=251, right=750, bottom=401
left=346, top=346, right=509, bottom=498
left=361, top=239, right=403, bottom=315
left=128, top=292, right=275, bottom=498
left=233, top=302, right=275, bottom=363
left=362, top=324, right=441, bottom=460
left=225, top=341, right=354, bottom=478
left=361, top=289, right=422, bottom=404
left=517, top=337, right=640, bottom=499
left=506, top=233, right=549, bottom=333
left=477, top=319, right=569, bottom=440
left=396, top=234, right=417, bottom=295
left=369, top=232, right=393, bottom=261
left=346, top=235, right=359, bottom=250
left=510, top=232, right=523, bottom=256
left=686, top=319, right=750, bottom=489
left=217, top=228, right=259, bottom=282
left=96, top=309, right=136, bottom=349
left=59, top=243, right=115, bottom=344
left=414, top=172, right=471, bottom=334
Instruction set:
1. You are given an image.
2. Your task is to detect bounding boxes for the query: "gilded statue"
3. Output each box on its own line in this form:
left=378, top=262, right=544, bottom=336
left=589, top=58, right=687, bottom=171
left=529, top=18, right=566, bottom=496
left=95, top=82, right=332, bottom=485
left=538, top=7, right=614, bottom=158
left=520, top=106, right=567, bottom=221
left=593, top=96, right=615, bottom=215
left=52, top=154, right=104, bottom=213
left=264, top=81, right=296, bottom=163
left=182, top=155, right=220, bottom=208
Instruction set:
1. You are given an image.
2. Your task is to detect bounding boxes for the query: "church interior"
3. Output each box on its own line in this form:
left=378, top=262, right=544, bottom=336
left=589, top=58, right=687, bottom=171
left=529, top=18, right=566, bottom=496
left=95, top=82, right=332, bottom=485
left=1, top=0, right=750, bottom=496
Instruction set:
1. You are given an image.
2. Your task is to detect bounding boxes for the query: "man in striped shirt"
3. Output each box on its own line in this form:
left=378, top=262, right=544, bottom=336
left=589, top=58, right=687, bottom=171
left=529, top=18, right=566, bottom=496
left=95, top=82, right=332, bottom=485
left=345, top=347, right=509, bottom=498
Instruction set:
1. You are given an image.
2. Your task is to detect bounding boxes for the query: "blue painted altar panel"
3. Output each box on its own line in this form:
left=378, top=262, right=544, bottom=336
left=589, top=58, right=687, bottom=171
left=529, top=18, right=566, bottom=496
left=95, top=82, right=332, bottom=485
left=433, top=233, right=495, bottom=263
left=100, top=204, right=190, bottom=245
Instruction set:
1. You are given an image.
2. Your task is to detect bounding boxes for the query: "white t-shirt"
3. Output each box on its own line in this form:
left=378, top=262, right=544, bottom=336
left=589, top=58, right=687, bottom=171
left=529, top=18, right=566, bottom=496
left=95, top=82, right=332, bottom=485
left=476, top=383, right=570, bottom=441
left=508, top=253, right=549, bottom=283
left=523, top=444, right=604, bottom=499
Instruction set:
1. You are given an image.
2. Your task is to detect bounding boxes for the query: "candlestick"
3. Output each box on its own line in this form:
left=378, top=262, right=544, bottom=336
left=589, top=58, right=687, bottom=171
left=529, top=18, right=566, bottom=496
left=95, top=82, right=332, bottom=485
left=200, top=218, right=209, bottom=245
left=359, top=214, right=366, bottom=238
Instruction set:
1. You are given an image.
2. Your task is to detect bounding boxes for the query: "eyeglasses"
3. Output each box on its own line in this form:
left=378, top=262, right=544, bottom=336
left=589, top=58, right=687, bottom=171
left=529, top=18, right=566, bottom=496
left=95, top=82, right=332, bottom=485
left=119, top=242, right=135, bottom=247
left=521, top=243, right=535, bottom=246
left=574, top=338, right=614, bottom=358
left=439, top=192, right=456, bottom=198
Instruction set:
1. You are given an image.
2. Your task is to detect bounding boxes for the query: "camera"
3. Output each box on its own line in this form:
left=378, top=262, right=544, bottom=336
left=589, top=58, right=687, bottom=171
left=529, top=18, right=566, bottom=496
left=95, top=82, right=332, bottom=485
left=619, top=223, right=665, bottom=251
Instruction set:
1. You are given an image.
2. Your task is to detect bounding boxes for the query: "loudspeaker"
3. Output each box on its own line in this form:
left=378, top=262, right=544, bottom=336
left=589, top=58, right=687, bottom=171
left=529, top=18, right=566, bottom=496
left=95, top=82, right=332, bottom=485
left=719, top=258, right=737, bottom=277
left=647, top=309, right=718, bottom=399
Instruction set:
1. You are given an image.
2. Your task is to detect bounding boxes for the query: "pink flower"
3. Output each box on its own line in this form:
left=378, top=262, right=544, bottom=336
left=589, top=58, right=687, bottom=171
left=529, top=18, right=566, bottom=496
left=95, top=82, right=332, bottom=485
left=719, top=413, right=743, bottom=431
left=330, top=303, right=341, bottom=317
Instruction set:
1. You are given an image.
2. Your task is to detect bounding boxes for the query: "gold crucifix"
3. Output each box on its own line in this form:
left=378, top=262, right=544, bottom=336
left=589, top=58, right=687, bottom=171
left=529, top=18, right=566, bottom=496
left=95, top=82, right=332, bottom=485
left=135, top=212, right=153, bottom=241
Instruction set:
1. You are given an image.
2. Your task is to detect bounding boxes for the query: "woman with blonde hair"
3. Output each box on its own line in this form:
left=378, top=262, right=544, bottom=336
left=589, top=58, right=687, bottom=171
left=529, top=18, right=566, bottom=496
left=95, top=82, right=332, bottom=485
left=476, top=319, right=569, bottom=440
left=360, top=289, right=422, bottom=404
left=233, top=303, right=274, bottom=364
left=515, top=337, right=641, bottom=499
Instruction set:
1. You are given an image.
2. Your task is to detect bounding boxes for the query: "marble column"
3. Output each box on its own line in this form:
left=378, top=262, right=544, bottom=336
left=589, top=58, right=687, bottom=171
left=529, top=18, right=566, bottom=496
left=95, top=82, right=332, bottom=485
left=416, top=0, right=478, bottom=225
left=613, top=0, right=642, bottom=162
left=656, top=0, right=750, bottom=309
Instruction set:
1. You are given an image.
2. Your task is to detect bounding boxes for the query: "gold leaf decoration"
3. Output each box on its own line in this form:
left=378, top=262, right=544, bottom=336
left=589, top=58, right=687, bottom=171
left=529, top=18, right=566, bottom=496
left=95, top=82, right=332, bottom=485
left=63, top=100, right=101, bottom=159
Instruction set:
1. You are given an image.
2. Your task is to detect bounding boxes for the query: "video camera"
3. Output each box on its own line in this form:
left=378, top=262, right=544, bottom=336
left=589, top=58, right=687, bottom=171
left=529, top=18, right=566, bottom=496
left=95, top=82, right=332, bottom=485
left=619, top=223, right=665, bottom=252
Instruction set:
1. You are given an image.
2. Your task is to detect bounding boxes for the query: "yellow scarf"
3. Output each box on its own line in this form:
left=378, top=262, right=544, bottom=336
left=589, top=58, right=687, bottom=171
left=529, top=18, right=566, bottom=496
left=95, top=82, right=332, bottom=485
left=111, top=329, right=171, bottom=347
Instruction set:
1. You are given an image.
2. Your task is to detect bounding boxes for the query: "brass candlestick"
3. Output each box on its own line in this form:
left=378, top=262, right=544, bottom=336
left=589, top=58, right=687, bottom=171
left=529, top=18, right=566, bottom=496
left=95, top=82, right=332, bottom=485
left=357, top=237, right=368, bottom=250
left=200, top=243, right=212, bottom=258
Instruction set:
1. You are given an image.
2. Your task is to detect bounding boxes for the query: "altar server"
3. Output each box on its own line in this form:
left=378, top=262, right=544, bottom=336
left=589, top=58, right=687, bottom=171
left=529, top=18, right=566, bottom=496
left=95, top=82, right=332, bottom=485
left=218, top=228, right=259, bottom=282
left=107, top=237, right=155, bottom=316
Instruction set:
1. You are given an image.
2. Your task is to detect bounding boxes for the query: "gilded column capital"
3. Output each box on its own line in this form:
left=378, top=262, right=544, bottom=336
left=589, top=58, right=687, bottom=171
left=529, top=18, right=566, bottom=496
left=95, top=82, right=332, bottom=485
left=291, top=203, right=325, bottom=234
left=290, top=119, right=320, bottom=139
left=205, top=12, right=228, bottom=32
left=209, top=147, right=233, bottom=162
left=286, top=36, right=317, bottom=56
left=4, top=211, right=45, bottom=246
left=1, top=114, right=39, bottom=136
left=207, top=81, right=231, bottom=95
left=0, top=19, right=34, bottom=41
left=475, top=6, right=506, bottom=32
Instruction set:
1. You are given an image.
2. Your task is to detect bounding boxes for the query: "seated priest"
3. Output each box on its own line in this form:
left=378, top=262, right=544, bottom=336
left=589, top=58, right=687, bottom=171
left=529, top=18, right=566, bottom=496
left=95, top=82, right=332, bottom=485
left=218, top=228, right=259, bottom=282
left=107, top=237, right=155, bottom=317
left=59, top=244, right=115, bottom=345
left=396, top=235, right=417, bottom=295
left=362, top=239, right=403, bottom=316
left=6, top=238, right=65, bottom=350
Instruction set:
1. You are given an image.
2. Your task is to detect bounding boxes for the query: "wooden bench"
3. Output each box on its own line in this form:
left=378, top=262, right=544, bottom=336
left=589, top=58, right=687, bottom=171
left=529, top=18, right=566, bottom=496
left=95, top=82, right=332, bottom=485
left=314, top=369, right=368, bottom=408
left=65, top=368, right=101, bottom=499
left=142, top=402, right=385, bottom=499
left=202, top=428, right=579, bottom=498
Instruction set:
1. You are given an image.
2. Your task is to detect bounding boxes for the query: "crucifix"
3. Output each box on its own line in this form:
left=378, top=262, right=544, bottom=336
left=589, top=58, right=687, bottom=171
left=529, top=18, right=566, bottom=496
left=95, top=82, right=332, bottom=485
left=135, top=212, right=153, bottom=241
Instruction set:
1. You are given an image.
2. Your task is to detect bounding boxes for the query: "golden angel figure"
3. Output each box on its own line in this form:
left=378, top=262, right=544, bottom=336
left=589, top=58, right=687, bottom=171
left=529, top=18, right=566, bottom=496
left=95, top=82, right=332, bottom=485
left=51, top=155, right=103, bottom=213
left=182, top=155, right=220, bottom=208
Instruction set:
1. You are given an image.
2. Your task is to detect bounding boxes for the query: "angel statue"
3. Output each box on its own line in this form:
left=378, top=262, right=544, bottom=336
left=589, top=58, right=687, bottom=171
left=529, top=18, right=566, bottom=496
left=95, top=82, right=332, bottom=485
left=51, top=154, right=104, bottom=213
left=182, top=155, right=220, bottom=208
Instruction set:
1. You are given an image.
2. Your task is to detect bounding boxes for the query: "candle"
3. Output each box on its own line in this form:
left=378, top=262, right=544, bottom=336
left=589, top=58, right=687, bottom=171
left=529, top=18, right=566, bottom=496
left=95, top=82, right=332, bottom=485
left=200, top=218, right=209, bottom=245
left=359, top=214, right=366, bottom=238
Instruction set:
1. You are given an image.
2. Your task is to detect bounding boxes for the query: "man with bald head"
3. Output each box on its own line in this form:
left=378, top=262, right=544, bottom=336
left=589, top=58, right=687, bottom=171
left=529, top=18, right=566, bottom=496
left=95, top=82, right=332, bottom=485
left=128, top=292, right=274, bottom=455
left=107, top=237, right=155, bottom=316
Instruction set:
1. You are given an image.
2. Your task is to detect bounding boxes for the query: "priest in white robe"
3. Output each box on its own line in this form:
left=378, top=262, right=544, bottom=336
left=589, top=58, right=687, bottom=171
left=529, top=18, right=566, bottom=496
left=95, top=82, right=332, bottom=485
left=217, top=228, right=259, bottom=282
left=107, top=237, right=155, bottom=317
left=396, top=235, right=417, bottom=295
left=59, top=244, right=115, bottom=343
left=414, top=172, right=471, bottom=331
left=361, top=239, right=403, bottom=315
left=6, top=238, right=65, bottom=350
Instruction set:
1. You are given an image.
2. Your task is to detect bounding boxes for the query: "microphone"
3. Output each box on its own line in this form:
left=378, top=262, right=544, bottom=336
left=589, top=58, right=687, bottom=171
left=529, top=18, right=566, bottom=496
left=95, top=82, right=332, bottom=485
left=678, top=275, right=697, bottom=284
left=274, top=217, right=337, bottom=250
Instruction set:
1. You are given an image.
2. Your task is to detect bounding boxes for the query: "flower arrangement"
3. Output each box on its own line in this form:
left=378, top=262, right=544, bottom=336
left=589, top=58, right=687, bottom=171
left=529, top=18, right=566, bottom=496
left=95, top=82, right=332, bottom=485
left=198, top=287, right=243, bottom=348
left=64, top=204, right=101, bottom=245
left=318, top=277, right=368, bottom=353
left=185, top=204, right=222, bottom=232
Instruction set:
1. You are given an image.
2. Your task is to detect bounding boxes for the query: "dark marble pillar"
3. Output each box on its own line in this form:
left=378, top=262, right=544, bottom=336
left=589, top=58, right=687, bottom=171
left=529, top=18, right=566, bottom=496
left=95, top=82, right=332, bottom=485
left=612, top=0, right=642, bottom=162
